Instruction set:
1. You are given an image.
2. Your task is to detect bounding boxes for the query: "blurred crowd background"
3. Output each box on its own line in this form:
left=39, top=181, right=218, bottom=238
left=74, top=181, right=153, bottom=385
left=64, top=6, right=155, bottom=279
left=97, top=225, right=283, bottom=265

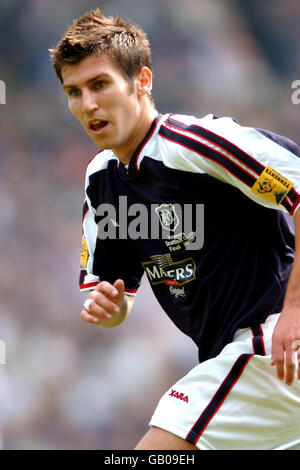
left=0, top=0, right=299, bottom=450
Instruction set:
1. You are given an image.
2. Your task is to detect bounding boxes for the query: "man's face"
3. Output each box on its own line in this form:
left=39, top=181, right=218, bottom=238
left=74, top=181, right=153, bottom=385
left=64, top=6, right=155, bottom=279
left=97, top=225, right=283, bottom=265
left=61, top=54, right=145, bottom=160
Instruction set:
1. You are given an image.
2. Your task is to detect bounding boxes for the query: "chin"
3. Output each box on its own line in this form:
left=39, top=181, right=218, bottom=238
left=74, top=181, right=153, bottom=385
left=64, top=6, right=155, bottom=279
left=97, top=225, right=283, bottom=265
left=89, top=135, right=111, bottom=149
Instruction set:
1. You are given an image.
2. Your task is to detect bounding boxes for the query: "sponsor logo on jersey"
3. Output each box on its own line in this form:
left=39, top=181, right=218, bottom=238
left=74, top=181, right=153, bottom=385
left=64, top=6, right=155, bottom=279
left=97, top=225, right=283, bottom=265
left=169, top=389, right=189, bottom=403
left=251, top=166, right=293, bottom=205
left=142, top=254, right=196, bottom=286
left=169, top=286, right=186, bottom=298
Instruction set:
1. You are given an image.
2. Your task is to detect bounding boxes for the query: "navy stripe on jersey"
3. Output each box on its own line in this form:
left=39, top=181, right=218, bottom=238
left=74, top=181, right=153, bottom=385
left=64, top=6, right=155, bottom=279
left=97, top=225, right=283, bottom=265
left=79, top=270, right=88, bottom=288
left=186, top=354, right=254, bottom=445
left=251, top=325, right=266, bottom=356
left=82, top=201, right=88, bottom=222
left=132, top=114, right=162, bottom=170
left=287, top=189, right=300, bottom=206
left=166, top=116, right=265, bottom=175
left=283, top=188, right=300, bottom=215
left=159, top=124, right=257, bottom=188
left=280, top=189, right=300, bottom=215
left=291, top=196, right=300, bottom=215
left=281, top=197, right=294, bottom=215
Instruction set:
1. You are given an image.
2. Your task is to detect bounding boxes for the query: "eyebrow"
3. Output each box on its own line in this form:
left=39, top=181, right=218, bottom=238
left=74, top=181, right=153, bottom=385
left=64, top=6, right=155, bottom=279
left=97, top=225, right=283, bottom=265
left=63, top=73, right=111, bottom=91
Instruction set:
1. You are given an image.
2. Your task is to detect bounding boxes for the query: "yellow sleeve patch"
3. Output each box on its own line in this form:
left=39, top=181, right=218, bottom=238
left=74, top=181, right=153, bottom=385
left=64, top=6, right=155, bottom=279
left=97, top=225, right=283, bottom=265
left=80, top=237, right=88, bottom=269
left=251, top=166, right=293, bottom=205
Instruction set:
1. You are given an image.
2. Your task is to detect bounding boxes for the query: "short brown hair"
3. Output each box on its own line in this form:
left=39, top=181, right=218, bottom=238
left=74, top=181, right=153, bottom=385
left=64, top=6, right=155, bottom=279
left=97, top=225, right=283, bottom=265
left=49, top=8, right=152, bottom=84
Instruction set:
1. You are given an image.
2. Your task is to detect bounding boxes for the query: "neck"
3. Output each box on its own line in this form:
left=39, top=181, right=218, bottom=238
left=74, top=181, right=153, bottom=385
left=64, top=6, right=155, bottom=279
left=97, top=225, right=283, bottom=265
left=113, top=104, right=158, bottom=165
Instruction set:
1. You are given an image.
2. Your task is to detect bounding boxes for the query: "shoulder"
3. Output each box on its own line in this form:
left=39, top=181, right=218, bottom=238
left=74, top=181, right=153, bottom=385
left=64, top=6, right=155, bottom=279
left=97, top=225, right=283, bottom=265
left=158, top=113, right=240, bottom=139
left=85, top=150, right=118, bottom=196
left=86, top=149, right=118, bottom=179
left=157, top=113, right=237, bottom=152
left=85, top=150, right=118, bottom=186
left=156, top=113, right=224, bottom=172
left=157, top=113, right=272, bottom=164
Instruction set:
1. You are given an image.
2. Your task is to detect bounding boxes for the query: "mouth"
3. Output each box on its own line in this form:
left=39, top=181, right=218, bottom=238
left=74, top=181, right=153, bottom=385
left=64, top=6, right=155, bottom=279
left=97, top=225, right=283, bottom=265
left=88, top=119, right=109, bottom=134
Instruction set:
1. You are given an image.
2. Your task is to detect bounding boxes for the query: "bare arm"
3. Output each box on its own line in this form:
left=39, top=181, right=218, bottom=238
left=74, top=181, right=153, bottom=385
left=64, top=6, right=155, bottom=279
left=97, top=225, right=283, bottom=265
left=81, top=279, right=135, bottom=328
left=271, top=209, right=300, bottom=384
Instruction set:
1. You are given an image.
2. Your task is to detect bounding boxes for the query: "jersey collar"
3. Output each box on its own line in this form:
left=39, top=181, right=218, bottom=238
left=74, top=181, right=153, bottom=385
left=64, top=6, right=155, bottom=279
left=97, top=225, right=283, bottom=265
left=118, top=113, right=162, bottom=177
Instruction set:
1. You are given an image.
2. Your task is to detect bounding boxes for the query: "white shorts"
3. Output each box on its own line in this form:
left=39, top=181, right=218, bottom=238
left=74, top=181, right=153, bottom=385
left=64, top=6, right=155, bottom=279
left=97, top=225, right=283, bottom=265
left=149, top=314, right=300, bottom=450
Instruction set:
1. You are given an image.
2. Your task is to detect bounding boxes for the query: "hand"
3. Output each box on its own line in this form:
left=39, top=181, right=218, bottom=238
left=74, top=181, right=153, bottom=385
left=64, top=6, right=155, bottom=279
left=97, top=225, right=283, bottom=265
left=81, top=279, right=125, bottom=325
left=271, top=308, right=300, bottom=385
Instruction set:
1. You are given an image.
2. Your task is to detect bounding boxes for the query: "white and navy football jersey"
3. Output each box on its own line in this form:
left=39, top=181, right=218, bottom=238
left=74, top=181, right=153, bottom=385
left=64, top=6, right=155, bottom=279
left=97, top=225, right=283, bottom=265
left=80, top=113, right=300, bottom=361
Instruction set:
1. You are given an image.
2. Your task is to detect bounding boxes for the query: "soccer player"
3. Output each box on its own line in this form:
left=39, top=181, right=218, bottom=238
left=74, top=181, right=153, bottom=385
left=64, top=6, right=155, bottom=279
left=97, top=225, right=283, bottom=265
left=49, top=9, right=300, bottom=450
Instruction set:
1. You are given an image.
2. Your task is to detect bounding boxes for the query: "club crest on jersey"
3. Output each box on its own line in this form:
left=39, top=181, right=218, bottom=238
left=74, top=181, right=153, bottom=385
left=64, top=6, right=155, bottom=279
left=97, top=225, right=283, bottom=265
left=155, top=203, right=180, bottom=232
left=251, top=166, right=293, bottom=205
left=142, top=254, right=196, bottom=286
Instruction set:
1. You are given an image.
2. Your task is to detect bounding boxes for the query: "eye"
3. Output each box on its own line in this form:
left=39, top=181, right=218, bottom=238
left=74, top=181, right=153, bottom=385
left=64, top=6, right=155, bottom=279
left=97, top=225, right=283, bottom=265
left=94, top=80, right=106, bottom=89
left=69, top=88, right=81, bottom=97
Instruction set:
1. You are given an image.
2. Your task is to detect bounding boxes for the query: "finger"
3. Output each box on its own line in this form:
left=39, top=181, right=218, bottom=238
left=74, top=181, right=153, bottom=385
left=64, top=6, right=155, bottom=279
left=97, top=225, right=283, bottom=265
left=113, top=279, right=125, bottom=299
left=271, top=341, right=285, bottom=381
left=275, top=359, right=285, bottom=381
left=82, top=300, right=113, bottom=321
left=95, top=281, right=119, bottom=299
left=81, top=309, right=100, bottom=324
left=285, top=347, right=296, bottom=385
left=292, top=341, right=300, bottom=382
left=89, top=290, right=120, bottom=316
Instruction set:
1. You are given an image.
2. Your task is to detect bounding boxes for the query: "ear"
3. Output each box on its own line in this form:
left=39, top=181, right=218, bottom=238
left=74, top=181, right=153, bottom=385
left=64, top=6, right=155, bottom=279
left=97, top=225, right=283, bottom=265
left=135, top=66, right=152, bottom=97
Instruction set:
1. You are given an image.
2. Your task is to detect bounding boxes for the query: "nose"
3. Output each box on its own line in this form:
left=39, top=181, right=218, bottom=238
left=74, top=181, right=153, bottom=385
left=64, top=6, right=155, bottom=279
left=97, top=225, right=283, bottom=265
left=81, top=88, right=98, bottom=114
